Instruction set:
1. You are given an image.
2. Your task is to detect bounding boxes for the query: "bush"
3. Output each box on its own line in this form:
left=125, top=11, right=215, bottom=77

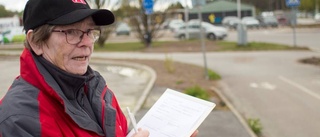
left=164, top=55, right=175, bottom=73
left=184, top=86, right=210, bottom=101
left=207, top=69, right=221, bottom=80
left=3, top=37, right=10, bottom=43
left=247, top=118, right=263, bottom=136
left=11, top=35, right=26, bottom=43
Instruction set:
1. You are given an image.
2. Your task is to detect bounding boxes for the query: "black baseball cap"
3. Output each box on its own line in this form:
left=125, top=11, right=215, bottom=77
left=23, top=0, right=115, bottom=32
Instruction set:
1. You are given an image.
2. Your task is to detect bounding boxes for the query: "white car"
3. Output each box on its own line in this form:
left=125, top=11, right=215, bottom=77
left=0, top=35, right=3, bottom=44
left=167, top=19, right=185, bottom=32
left=222, top=16, right=241, bottom=29
left=115, top=23, right=131, bottom=36
left=174, top=20, right=228, bottom=40
left=314, top=13, right=320, bottom=22
left=241, top=16, right=260, bottom=29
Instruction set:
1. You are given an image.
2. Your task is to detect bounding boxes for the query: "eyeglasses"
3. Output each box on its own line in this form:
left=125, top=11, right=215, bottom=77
left=52, top=29, right=101, bottom=45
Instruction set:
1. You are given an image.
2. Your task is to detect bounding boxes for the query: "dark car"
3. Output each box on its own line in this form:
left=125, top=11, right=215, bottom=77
left=258, top=16, right=279, bottom=28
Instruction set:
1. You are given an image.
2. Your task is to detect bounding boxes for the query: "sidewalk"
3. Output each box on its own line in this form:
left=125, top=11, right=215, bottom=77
left=0, top=49, right=254, bottom=137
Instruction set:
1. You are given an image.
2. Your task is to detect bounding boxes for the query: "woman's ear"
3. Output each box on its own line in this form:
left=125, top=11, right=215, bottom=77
left=26, top=30, right=43, bottom=55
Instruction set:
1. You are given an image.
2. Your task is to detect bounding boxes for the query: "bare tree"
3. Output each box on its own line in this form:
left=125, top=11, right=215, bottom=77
left=88, top=0, right=116, bottom=47
left=113, top=0, right=183, bottom=47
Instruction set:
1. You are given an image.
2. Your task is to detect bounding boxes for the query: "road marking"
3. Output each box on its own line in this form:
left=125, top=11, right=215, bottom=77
left=279, top=76, right=320, bottom=100
left=249, top=82, right=276, bottom=90
left=261, top=82, right=276, bottom=90
left=250, top=83, right=259, bottom=88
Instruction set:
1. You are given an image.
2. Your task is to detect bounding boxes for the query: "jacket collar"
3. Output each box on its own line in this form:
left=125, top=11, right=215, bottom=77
left=20, top=48, right=105, bottom=135
left=36, top=55, right=94, bottom=100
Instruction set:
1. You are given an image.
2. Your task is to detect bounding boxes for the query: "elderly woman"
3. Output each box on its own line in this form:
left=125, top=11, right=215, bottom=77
left=0, top=0, right=199, bottom=137
left=0, top=0, right=149, bottom=136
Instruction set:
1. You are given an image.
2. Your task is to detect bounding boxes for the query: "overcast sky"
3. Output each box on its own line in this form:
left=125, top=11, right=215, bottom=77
left=0, top=0, right=28, bottom=12
left=0, top=0, right=193, bottom=12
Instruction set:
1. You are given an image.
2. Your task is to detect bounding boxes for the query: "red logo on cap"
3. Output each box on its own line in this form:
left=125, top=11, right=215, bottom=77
left=72, top=0, right=86, bottom=4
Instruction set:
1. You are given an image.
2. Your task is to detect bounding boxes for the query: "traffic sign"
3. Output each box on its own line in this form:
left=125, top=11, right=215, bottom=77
left=143, top=0, right=153, bottom=15
left=286, top=0, right=300, bottom=7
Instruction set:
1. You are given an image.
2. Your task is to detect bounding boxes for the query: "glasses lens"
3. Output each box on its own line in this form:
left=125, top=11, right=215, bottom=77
left=62, top=29, right=101, bottom=45
left=65, top=29, right=82, bottom=44
left=88, top=29, right=101, bottom=41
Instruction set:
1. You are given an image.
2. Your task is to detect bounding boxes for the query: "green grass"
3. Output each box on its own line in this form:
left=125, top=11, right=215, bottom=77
left=207, top=69, right=221, bottom=80
left=184, top=85, right=210, bottom=101
left=94, top=41, right=170, bottom=52
left=7, top=36, right=308, bottom=52
left=216, top=41, right=309, bottom=51
left=11, top=35, right=26, bottom=43
left=247, top=118, right=263, bottom=136
left=94, top=42, right=144, bottom=51
left=93, top=40, right=308, bottom=52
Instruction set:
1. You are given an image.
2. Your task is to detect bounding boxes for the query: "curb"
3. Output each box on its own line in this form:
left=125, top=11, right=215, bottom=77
left=90, top=59, right=157, bottom=114
left=211, top=82, right=257, bottom=137
left=0, top=50, right=158, bottom=114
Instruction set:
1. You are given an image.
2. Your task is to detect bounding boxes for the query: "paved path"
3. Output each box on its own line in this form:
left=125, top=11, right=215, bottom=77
left=92, top=51, right=320, bottom=137
left=0, top=56, right=154, bottom=113
left=0, top=50, right=253, bottom=137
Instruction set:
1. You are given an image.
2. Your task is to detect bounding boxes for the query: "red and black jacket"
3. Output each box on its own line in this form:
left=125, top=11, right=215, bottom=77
left=0, top=49, right=128, bottom=137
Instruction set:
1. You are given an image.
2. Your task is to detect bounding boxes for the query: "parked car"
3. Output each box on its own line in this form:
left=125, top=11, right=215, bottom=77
left=115, top=22, right=131, bottom=36
left=170, top=20, right=185, bottom=32
left=314, top=13, right=320, bottom=22
left=257, top=16, right=279, bottom=28
left=222, top=16, right=241, bottom=29
left=162, top=19, right=185, bottom=32
left=174, top=20, right=228, bottom=40
left=241, top=16, right=260, bottom=29
left=0, top=35, right=3, bottom=44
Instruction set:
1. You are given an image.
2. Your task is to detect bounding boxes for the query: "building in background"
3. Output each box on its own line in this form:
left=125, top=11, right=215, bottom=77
left=189, top=1, right=255, bottom=24
left=160, top=1, right=256, bottom=26
left=0, top=15, right=21, bottom=33
left=0, top=15, right=24, bottom=44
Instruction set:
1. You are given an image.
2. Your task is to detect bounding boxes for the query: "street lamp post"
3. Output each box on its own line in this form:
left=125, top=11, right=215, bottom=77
left=184, top=0, right=189, bottom=39
left=237, top=0, right=241, bottom=18
left=316, top=0, right=319, bottom=14
left=192, top=0, right=208, bottom=79
left=237, top=0, right=247, bottom=46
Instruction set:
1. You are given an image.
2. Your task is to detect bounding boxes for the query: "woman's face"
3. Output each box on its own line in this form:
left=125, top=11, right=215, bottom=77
left=39, top=17, right=97, bottom=75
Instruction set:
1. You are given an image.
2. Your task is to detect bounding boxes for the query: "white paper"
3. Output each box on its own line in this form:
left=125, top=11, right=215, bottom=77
left=126, top=88, right=216, bottom=137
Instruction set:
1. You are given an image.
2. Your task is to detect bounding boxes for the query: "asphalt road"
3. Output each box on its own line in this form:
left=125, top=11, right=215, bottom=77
left=225, top=27, right=320, bottom=52
left=92, top=50, right=320, bottom=137
left=1, top=25, right=320, bottom=137
left=95, top=26, right=320, bottom=137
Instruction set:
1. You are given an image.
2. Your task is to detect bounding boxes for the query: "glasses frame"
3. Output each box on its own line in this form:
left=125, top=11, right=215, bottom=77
left=51, top=29, right=101, bottom=45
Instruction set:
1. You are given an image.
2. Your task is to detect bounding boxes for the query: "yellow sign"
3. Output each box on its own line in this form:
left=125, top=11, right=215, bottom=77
left=155, top=15, right=162, bottom=23
left=208, top=14, right=215, bottom=23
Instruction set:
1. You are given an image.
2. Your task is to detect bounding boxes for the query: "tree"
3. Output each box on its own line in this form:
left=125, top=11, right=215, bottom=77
left=167, top=2, right=184, bottom=10
left=0, top=5, right=19, bottom=17
left=224, top=0, right=318, bottom=13
left=111, top=0, right=162, bottom=47
left=87, top=0, right=115, bottom=47
left=113, top=0, right=186, bottom=47
left=300, top=0, right=319, bottom=12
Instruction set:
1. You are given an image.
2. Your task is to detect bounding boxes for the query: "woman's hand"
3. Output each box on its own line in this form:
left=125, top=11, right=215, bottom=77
left=190, top=130, right=199, bottom=137
left=131, top=128, right=149, bottom=137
